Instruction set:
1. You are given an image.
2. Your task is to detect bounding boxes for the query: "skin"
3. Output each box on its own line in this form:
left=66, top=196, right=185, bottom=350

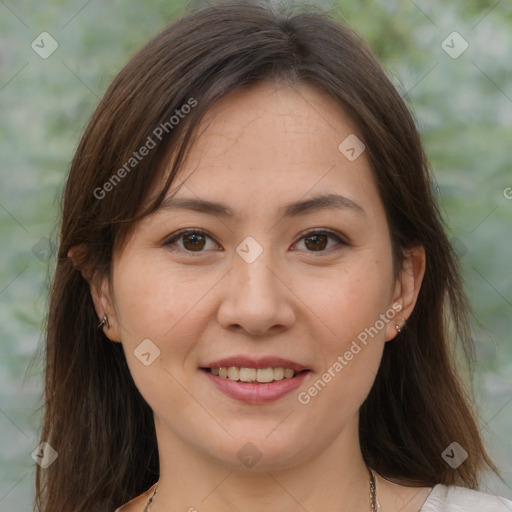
left=71, top=81, right=430, bottom=511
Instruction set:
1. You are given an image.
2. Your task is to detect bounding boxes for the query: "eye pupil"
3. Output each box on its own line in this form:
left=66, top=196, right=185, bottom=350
left=183, top=233, right=205, bottom=251
left=305, top=234, right=328, bottom=251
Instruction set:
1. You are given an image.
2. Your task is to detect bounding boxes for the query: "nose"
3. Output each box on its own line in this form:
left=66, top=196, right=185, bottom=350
left=216, top=245, right=296, bottom=336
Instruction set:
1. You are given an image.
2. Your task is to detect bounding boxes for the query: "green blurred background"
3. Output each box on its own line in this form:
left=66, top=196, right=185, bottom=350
left=0, top=0, right=511, bottom=509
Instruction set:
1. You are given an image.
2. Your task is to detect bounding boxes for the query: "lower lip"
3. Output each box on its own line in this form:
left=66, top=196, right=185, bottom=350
left=201, top=369, right=311, bottom=404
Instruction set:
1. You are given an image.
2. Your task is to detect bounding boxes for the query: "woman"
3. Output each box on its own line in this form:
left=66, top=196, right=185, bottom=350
left=35, top=1, right=512, bottom=511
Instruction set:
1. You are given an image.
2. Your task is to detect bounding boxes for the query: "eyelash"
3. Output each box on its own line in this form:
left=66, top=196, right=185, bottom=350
left=163, top=228, right=349, bottom=256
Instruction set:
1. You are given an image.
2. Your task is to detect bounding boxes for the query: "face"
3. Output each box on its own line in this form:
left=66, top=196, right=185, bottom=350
left=90, top=81, right=424, bottom=472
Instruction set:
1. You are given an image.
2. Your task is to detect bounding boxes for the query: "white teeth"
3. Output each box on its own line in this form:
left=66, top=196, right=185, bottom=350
left=210, top=366, right=299, bottom=383
left=284, top=368, right=294, bottom=379
left=227, top=366, right=239, bottom=380
left=256, top=367, right=274, bottom=383
left=273, top=367, right=284, bottom=380
left=239, top=367, right=257, bottom=382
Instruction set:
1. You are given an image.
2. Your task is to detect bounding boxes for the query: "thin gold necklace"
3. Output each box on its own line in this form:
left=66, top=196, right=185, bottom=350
left=144, top=466, right=378, bottom=511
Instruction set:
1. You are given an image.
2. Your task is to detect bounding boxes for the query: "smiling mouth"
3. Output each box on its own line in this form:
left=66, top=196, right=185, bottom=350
left=200, top=367, right=310, bottom=384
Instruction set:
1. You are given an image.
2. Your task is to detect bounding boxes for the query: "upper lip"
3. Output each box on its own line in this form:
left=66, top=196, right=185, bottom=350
left=202, top=356, right=309, bottom=372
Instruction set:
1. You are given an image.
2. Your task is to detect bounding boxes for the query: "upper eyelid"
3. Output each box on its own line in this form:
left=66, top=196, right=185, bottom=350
left=165, top=228, right=217, bottom=244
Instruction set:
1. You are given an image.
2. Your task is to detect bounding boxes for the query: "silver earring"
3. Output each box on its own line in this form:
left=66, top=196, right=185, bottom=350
left=98, top=315, right=109, bottom=329
left=395, top=316, right=405, bottom=333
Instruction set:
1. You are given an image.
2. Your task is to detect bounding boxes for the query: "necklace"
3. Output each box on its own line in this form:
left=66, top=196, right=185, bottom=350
left=143, top=482, right=158, bottom=512
left=144, top=466, right=378, bottom=511
left=369, top=466, right=378, bottom=511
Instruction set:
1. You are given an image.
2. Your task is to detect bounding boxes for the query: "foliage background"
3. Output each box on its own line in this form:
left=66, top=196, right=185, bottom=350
left=0, top=0, right=510, bottom=509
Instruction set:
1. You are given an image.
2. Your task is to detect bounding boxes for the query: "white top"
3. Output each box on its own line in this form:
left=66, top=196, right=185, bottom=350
left=420, top=484, right=512, bottom=511
left=115, top=484, right=512, bottom=511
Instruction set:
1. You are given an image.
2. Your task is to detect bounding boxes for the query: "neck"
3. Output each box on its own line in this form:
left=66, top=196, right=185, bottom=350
left=151, top=416, right=374, bottom=512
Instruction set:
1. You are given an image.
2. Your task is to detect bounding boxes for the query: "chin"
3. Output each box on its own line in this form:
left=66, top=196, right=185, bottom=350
left=204, top=435, right=310, bottom=473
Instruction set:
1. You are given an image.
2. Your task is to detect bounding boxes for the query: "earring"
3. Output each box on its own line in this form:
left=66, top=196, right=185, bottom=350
left=395, top=316, right=405, bottom=333
left=97, top=315, right=109, bottom=329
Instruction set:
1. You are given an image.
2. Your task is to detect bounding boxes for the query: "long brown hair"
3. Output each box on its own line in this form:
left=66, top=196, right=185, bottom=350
left=35, top=1, right=499, bottom=511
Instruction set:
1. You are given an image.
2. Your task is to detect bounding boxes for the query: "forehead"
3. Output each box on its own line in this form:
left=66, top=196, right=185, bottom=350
left=155, top=81, right=383, bottom=223
left=184, top=81, right=362, bottom=167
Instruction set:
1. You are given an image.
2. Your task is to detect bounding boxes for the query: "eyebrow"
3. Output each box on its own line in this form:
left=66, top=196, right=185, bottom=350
left=157, top=193, right=366, bottom=219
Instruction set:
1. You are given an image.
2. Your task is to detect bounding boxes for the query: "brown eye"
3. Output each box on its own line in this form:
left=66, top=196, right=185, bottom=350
left=164, top=228, right=347, bottom=255
left=182, top=232, right=206, bottom=251
left=164, top=229, right=218, bottom=253
left=304, top=233, right=329, bottom=251
left=295, top=230, right=347, bottom=254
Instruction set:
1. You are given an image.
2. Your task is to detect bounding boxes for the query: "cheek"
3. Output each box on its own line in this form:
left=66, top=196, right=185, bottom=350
left=112, top=253, right=220, bottom=388
left=298, top=254, right=393, bottom=413
left=111, top=255, right=215, bottom=413
left=311, top=254, right=394, bottom=349
left=113, top=253, right=204, bottom=339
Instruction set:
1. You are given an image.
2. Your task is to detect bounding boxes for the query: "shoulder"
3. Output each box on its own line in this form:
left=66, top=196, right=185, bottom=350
left=420, top=484, right=512, bottom=512
left=114, top=482, right=157, bottom=512
left=114, top=493, right=147, bottom=512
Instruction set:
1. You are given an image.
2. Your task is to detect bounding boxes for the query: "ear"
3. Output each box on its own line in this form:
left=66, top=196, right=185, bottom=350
left=385, top=245, right=426, bottom=342
left=67, top=245, right=122, bottom=343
